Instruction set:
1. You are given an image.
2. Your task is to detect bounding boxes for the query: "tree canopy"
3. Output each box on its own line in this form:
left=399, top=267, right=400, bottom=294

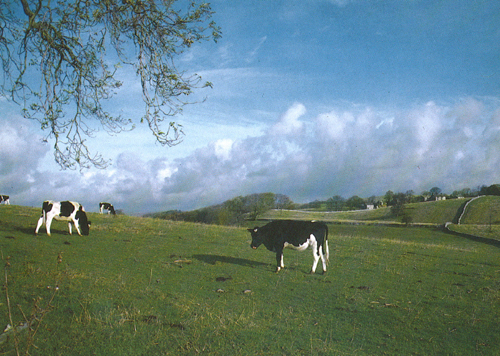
left=0, top=0, right=221, bottom=169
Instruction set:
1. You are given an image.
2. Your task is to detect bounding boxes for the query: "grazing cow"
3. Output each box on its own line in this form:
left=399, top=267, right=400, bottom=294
left=0, top=195, right=10, bottom=205
left=248, top=220, right=329, bottom=274
left=99, top=202, right=116, bottom=215
left=35, top=201, right=91, bottom=236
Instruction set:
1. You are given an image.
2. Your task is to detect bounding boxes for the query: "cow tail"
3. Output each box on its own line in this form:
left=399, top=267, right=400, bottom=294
left=323, top=225, right=329, bottom=262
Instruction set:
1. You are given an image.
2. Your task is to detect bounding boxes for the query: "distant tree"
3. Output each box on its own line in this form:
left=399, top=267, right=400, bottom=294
left=275, top=194, right=294, bottom=210
left=405, top=190, right=415, bottom=203
left=486, top=184, right=500, bottom=196
left=345, top=195, right=366, bottom=210
left=326, top=195, right=345, bottom=211
left=401, top=212, right=413, bottom=226
left=0, top=0, right=221, bottom=169
left=394, top=192, right=407, bottom=205
left=413, top=195, right=426, bottom=203
left=480, top=185, right=490, bottom=195
left=421, top=191, right=431, bottom=199
left=429, top=187, right=442, bottom=197
left=462, top=188, right=472, bottom=197
left=384, top=190, right=395, bottom=206
left=247, top=193, right=275, bottom=220
left=390, top=194, right=406, bottom=217
left=307, top=200, right=323, bottom=209
left=223, top=196, right=245, bottom=225
left=366, top=195, right=379, bottom=207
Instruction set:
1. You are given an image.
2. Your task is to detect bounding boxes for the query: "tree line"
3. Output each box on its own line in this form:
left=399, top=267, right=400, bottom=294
left=144, top=193, right=294, bottom=226
left=146, top=184, right=500, bottom=226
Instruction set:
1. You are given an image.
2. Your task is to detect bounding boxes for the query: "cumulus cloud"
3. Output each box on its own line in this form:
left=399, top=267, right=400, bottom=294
left=0, top=118, right=49, bottom=196
left=146, top=97, right=499, bottom=211
left=5, top=97, right=500, bottom=214
left=271, top=102, right=306, bottom=135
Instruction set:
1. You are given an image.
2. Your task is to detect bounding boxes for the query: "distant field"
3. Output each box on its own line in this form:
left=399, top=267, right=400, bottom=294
left=0, top=205, right=499, bottom=355
left=262, top=206, right=396, bottom=223
left=263, top=198, right=468, bottom=225
left=459, top=195, right=500, bottom=225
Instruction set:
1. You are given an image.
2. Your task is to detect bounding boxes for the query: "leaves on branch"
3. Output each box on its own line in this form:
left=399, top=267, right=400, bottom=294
left=0, top=0, right=221, bottom=170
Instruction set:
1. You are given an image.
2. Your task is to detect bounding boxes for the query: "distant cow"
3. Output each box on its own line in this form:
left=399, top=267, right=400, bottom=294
left=248, top=220, right=329, bottom=274
left=0, top=195, right=10, bottom=205
left=99, top=202, right=116, bottom=215
left=35, top=201, right=91, bottom=236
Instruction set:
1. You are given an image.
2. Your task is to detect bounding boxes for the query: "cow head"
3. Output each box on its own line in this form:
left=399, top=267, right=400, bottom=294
left=247, top=227, right=263, bottom=249
left=76, top=207, right=91, bottom=236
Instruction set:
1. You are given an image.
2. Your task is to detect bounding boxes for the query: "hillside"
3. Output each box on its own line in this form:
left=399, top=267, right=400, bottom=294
left=0, top=204, right=499, bottom=355
left=262, top=198, right=468, bottom=225
left=459, top=195, right=500, bottom=225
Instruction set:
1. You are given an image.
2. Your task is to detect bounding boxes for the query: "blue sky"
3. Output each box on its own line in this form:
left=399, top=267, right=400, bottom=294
left=1, top=0, right=500, bottom=214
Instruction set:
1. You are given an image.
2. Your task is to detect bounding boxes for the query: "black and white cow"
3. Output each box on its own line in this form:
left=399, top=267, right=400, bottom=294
left=0, top=195, right=10, bottom=205
left=248, top=220, right=329, bottom=274
left=35, top=201, right=91, bottom=236
left=99, top=202, right=116, bottom=215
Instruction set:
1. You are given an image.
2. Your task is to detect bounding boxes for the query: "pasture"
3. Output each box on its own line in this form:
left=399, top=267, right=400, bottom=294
left=0, top=205, right=499, bottom=355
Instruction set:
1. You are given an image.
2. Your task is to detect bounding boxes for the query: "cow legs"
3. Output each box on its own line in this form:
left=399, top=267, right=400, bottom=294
left=44, top=216, right=54, bottom=236
left=320, top=241, right=328, bottom=273
left=309, top=237, right=328, bottom=274
left=35, top=215, right=44, bottom=235
left=275, top=251, right=284, bottom=272
left=310, top=247, right=320, bottom=273
left=71, top=219, right=82, bottom=236
left=310, top=246, right=328, bottom=274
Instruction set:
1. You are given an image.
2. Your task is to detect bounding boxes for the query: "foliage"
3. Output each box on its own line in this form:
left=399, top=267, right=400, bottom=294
left=326, top=195, right=345, bottom=211
left=345, top=195, right=366, bottom=210
left=145, top=192, right=295, bottom=225
left=0, top=0, right=221, bottom=169
left=430, top=186, right=442, bottom=197
left=0, top=206, right=500, bottom=355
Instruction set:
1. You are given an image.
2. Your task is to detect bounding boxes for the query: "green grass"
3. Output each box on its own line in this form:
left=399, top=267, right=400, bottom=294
left=0, top=205, right=500, bottom=355
left=263, top=198, right=468, bottom=226
left=460, top=196, right=500, bottom=225
left=262, top=207, right=396, bottom=224
left=404, top=199, right=468, bottom=224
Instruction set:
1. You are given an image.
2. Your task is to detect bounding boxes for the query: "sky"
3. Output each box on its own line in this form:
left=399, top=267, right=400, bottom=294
left=1, top=0, right=500, bottom=214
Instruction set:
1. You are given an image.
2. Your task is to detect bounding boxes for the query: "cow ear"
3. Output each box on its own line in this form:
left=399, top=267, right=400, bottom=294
left=247, top=228, right=253, bottom=232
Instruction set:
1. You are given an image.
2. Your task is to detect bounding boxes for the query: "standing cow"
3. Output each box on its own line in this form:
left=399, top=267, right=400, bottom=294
left=99, top=202, right=116, bottom=215
left=35, top=201, right=91, bottom=236
left=0, top=195, right=10, bottom=205
left=248, top=220, right=329, bottom=274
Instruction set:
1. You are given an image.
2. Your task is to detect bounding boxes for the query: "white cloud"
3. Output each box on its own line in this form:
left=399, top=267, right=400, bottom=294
left=4, top=97, right=500, bottom=214
left=214, top=139, right=234, bottom=161
left=271, top=102, right=306, bottom=135
left=411, top=101, right=444, bottom=159
left=0, top=118, right=49, bottom=194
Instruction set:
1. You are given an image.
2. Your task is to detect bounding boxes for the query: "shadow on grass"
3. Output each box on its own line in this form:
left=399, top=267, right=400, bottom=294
left=193, top=254, right=269, bottom=268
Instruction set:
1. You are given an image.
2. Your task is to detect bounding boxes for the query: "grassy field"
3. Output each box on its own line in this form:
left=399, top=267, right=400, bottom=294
left=263, top=198, right=468, bottom=226
left=459, top=196, right=500, bottom=225
left=0, top=205, right=499, bottom=355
